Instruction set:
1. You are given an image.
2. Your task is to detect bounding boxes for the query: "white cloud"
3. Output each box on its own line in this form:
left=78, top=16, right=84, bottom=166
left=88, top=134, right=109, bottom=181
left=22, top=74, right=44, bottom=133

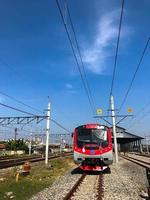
left=65, top=83, right=77, bottom=94
left=65, top=84, right=73, bottom=89
left=83, top=10, right=130, bottom=74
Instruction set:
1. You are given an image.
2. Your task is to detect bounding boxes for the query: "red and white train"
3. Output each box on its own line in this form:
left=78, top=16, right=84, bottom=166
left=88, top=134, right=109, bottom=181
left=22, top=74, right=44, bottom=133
left=73, top=124, right=113, bottom=171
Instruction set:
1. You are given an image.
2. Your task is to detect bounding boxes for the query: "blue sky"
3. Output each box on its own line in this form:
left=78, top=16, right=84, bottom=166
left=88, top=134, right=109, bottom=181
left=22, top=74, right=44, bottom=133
left=0, top=0, right=150, bottom=140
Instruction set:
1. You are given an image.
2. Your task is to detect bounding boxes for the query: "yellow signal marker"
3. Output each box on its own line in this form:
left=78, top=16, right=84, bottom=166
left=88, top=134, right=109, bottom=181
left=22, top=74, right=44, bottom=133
left=97, top=108, right=102, bottom=115
left=128, top=108, right=133, bottom=113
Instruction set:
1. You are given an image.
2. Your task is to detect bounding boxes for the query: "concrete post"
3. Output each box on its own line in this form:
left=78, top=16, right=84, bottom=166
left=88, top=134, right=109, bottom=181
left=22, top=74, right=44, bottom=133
left=45, top=101, right=51, bottom=165
left=110, top=95, right=118, bottom=163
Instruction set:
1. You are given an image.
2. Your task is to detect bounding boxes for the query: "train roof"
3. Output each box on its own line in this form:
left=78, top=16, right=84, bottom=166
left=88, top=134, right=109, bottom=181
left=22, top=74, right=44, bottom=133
left=75, top=124, right=109, bottom=129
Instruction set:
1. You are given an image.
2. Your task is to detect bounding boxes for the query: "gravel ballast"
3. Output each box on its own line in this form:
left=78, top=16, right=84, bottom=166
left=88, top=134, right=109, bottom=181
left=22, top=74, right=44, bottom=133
left=31, top=156, right=148, bottom=200
left=103, top=157, right=148, bottom=200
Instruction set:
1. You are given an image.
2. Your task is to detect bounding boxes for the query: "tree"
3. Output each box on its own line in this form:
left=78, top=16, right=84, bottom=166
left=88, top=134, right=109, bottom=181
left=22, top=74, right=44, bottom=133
left=5, top=139, right=29, bottom=153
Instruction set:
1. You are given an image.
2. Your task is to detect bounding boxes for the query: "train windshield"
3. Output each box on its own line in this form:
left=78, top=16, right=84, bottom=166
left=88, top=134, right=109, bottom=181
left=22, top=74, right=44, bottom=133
left=77, top=128, right=108, bottom=148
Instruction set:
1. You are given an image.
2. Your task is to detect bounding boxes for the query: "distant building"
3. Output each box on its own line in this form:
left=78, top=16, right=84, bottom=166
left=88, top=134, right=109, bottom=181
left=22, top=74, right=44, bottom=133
left=0, top=143, right=6, bottom=150
left=111, top=126, right=144, bottom=152
left=0, top=143, right=6, bottom=156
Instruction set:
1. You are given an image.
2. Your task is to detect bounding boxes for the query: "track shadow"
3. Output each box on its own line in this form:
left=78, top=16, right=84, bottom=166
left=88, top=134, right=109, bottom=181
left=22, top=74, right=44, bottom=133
left=139, top=194, right=149, bottom=200
left=71, top=167, right=84, bottom=174
left=71, top=166, right=111, bottom=175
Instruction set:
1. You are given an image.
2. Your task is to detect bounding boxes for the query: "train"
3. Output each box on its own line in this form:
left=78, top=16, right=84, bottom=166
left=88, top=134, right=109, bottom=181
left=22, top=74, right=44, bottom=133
left=73, top=123, right=113, bottom=171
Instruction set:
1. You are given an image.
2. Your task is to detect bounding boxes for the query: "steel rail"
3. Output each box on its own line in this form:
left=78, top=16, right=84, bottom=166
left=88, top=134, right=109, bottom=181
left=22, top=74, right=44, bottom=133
left=97, top=174, right=104, bottom=200
left=63, top=173, right=86, bottom=200
left=130, top=153, right=150, bottom=158
left=120, top=155, right=150, bottom=169
left=0, top=155, right=41, bottom=163
left=0, top=153, right=73, bottom=169
left=124, top=155, right=150, bottom=165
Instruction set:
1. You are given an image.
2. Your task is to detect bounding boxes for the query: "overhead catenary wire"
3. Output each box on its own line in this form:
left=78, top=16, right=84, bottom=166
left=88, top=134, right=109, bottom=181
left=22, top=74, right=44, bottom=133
left=0, top=0, right=95, bottom=132
left=0, top=56, right=45, bottom=115
left=0, top=91, right=44, bottom=114
left=127, top=105, right=150, bottom=131
left=66, top=3, right=96, bottom=112
left=118, top=37, right=150, bottom=113
left=0, top=124, right=42, bottom=135
left=0, top=1, right=99, bottom=131
left=51, top=118, right=71, bottom=133
left=0, top=102, right=37, bottom=116
left=0, top=58, right=26, bottom=81
left=0, top=118, right=71, bottom=136
left=126, top=98, right=150, bottom=129
left=0, top=54, right=44, bottom=114
left=0, top=91, right=71, bottom=132
left=0, top=6, right=72, bottom=134
left=110, top=0, right=125, bottom=96
left=0, top=103, right=71, bottom=134
left=106, top=0, right=125, bottom=126
left=55, top=0, right=95, bottom=114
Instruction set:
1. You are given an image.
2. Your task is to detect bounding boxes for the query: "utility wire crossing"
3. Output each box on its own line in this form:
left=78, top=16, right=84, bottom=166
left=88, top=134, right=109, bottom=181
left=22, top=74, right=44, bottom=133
left=110, top=0, right=125, bottom=96
left=66, top=4, right=96, bottom=112
left=118, top=37, right=150, bottom=113
left=55, top=0, right=95, bottom=114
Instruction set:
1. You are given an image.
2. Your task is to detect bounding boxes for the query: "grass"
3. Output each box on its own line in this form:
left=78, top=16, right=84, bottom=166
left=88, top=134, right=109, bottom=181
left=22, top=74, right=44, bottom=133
left=0, top=157, right=74, bottom=200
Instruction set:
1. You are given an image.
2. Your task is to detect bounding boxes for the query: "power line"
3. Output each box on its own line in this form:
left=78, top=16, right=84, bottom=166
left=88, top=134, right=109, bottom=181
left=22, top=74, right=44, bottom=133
left=118, top=37, right=150, bottom=113
left=0, top=118, right=71, bottom=136
left=0, top=58, right=25, bottom=80
left=106, top=0, right=124, bottom=125
left=51, top=118, right=71, bottom=133
left=0, top=124, right=41, bottom=135
left=0, top=91, right=71, bottom=131
left=0, top=55, right=44, bottom=114
left=126, top=99, right=150, bottom=129
left=0, top=91, right=44, bottom=114
left=55, top=0, right=95, bottom=114
left=110, top=0, right=125, bottom=95
left=127, top=112, right=150, bottom=131
left=127, top=105, right=150, bottom=131
left=66, top=3, right=96, bottom=111
left=0, top=96, right=71, bottom=133
left=0, top=102, right=36, bottom=116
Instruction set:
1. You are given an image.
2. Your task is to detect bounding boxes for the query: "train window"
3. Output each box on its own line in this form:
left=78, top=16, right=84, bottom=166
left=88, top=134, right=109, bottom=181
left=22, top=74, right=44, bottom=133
left=91, top=129, right=107, bottom=141
left=76, top=128, right=108, bottom=148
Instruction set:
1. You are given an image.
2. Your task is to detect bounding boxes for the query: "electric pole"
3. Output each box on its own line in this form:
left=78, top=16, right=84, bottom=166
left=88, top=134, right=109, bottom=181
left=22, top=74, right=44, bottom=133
left=110, top=95, right=118, bottom=163
left=94, top=96, right=132, bottom=163
left=146, top=136, right=149, bottom=153
left=29, top=128, right=32, bottom=155
left=14, top=127, right=17, bottom=141
left=14, top=128, right=17, bottom=154
left=45, top=101, right=51, bottom=165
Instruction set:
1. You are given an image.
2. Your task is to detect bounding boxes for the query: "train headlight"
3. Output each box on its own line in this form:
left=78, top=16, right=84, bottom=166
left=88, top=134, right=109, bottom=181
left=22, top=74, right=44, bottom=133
left=82, top=147, right=85, bottom=153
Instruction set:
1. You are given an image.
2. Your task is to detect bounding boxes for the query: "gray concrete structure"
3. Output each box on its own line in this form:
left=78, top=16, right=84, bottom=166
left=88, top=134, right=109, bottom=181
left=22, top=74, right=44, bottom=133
left=111, top=126, right=144, bottom=152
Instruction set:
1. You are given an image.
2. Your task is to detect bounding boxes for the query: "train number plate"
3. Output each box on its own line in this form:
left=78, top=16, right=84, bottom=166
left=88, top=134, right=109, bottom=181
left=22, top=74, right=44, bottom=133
left=90, top=150, right=95, bottom=155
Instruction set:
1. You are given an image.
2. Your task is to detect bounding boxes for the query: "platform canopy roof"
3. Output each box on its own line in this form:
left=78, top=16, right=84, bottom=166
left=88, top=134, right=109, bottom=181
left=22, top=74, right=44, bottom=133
left=111, top=126, right=144, bottom=144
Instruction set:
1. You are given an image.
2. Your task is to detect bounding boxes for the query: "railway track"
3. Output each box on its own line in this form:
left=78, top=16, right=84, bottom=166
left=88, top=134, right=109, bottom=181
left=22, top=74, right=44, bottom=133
left=0, top=154, right=42, bottom=161
left=120, top=154, right=150, bottom=169
left=129, top=152, right=150, bottom=158
left=63, top=173, right=104, bottom=200
left=0, top=153, right=72, bottom=169
left=0, top=155, right=41, bottom=163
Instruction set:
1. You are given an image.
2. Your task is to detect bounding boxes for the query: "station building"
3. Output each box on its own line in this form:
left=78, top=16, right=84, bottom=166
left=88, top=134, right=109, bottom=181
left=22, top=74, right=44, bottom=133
left=111, top=126, right=144, bottom=152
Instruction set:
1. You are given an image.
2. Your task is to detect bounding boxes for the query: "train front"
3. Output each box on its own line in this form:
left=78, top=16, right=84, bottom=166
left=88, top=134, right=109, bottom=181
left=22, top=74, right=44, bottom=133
left=73, top=124, right=113, bottom=171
